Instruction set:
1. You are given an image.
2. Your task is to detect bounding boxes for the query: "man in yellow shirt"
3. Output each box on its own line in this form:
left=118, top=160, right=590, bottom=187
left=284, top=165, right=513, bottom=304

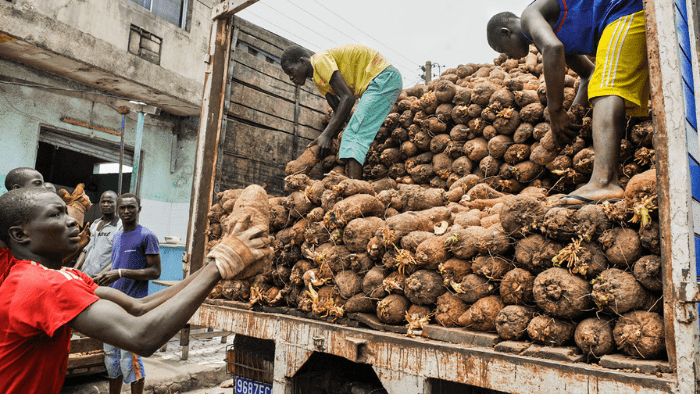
left=281, top=44, right=403, bottom=179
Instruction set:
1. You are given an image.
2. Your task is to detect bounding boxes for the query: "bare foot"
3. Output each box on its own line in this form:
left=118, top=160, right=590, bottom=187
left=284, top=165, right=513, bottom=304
left=558, top=183, right=625, bottom=206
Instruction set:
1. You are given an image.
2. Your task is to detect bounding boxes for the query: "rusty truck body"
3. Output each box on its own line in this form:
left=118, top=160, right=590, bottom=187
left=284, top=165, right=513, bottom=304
left=183, top=0, right=700, bottom=393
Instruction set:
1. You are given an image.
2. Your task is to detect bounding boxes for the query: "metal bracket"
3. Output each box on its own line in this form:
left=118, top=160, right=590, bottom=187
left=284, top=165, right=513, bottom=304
left=312, top=336, right=325, bottom=352
left=211, top=0, right=259, bottom=20
left=679, top=282, right=700, bottom=303
left=344, top=337, right=368, bottom=363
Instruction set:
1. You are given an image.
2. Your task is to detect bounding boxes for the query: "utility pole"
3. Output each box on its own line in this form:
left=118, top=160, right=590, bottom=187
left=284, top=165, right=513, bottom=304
left=422, top=60, right=432, bottom=84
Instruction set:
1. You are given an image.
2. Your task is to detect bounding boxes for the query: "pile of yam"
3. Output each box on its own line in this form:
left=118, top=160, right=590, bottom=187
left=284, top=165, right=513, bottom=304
left=205, top=48, right=666, bottom=364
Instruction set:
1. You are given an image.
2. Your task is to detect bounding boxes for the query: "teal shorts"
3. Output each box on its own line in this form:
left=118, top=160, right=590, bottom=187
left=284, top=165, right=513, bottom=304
left=339, top=65, right=403, bottom=165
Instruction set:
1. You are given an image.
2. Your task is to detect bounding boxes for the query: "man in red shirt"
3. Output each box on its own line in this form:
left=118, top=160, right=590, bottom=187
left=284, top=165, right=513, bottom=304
left=0, top=188, right=271, bottom=393
left=0, top=168, right=45, bottom=284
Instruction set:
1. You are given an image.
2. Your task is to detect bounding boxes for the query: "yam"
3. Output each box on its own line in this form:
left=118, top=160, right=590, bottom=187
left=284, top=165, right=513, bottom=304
left=633, top=255, right=662, bottom=292
left=499, top=195, right=546, bottom=237
left=575, top=318, right=614, bottom=357
left=376, top=294, right=410, bottom=325
left=464, top=137, right=489, bottom=162
left=574, top=205, right=610, bottom=241
left=363, top=266, right=388, bottom=298
left=613, top=311, right=665, bottom=359
left=451, top=156, right=473, bottom=176
left=471, top=256, right=513, bottom=280
left=513, top=123, right=534, bottom=143
left=399, top=232, right=434, bottom=253
left=479, top=156, right=501, bottom=177
left=541, top=207, right=577, bottom=241
left=527, top=315, right=575, bottom=346
left=438, top=258, right=472, bottom=284
left=639, top=221, right=661, bottom=255
left=493, top=108, right=521, bottom=135
left=451, top=273, right=496, bottom=303
left=435, top=292, right=469, bottom=327
left=434, top=80, right=457, bottom=103
left=458, top=295, right=504, bottom=332
left=325, top=194, right=384, bottom=229
left=405, top=270, right=445, bottom=305
left=496, top=305, right=534, bottom=340
left=382, top=271, right=406, bottom=294
left=415, top=235, right=449, bottom=267
left=533, top=268, right=592, bottom=318
left=553, top=240, right=608, bottom=278
left=344, top=294, right=376, bottom=313
left=503, top=144, right=531, bottom=165
left=335, top=270, right=362, bottom=299
left=500, top=268, right=535, bottom=305
left=285, top=145, right=320, bottom=175
left=598, top=228, right=642, bottom=266
left=343, top=217, right=386, bottom=253
left=592, top=268, right=656, bottom=314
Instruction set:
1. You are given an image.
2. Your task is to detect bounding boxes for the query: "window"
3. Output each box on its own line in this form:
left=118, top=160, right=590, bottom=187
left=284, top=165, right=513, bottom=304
left=129, top=25, right=162, bottom=65
left=130, top=0, right=188, bottom=28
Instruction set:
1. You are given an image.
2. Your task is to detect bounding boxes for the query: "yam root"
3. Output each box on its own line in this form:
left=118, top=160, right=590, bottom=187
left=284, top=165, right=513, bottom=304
left=575, top=318, right=615, bottom=358
left=457, top=295, right=504, bottom=332
left=613, top=311, right=666, bottom=359
left=533, top=267, right=592, bottom=318
left=527, top=315, right=575, bottom=346
left=496, top=305, right=534, bottom=340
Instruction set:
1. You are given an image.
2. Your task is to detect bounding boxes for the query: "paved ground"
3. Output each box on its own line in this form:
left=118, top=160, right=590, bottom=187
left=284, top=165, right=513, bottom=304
left=62, top=330, right=232, bottom=394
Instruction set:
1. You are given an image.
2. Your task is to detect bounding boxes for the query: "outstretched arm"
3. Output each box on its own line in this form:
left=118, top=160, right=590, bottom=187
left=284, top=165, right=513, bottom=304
left=95, top=254, right=161, bottom=286
left=71, top=261, right=221, bottom=356
left=522, top=6, right=580, bottom=143
left=310, top=71, right=355, bottom=157
left=95, top=266, right=205, bottom=316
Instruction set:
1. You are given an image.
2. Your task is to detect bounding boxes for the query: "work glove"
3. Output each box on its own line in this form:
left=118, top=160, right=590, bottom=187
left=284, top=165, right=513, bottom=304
left=206, top=216, right=273, bottom=280
left=59, top=183, right=93, bottom=227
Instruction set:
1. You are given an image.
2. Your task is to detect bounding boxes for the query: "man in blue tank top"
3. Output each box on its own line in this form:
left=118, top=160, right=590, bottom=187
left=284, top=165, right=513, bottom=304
left=487, top=0, right=648, bottom=205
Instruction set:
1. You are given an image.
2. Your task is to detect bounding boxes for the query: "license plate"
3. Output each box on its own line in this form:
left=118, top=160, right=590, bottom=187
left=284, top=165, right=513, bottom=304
left=233, top=376, right=272, bottom=394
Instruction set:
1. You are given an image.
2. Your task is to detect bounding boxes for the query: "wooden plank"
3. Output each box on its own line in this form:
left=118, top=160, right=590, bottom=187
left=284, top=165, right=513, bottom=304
left=219, top=153, right=286, bottom=195
left=185, top=17, right=233, bottom=274
left=233, top=50, right=321, bottom=98
left=230, top=83, right=325, bottom=131
left=231, top=57, right=327, bottom=110
left=224, top=119, right=296, bottom=166
left=228, top=102, right=320, bottom=140
left=234, top=16, right=306, bottom=56
left=237, top=30, right=284, bottom=60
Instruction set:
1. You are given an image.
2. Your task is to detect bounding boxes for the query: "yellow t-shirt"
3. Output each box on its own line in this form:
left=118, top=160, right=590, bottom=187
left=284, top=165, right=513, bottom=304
left=310, top=44, right=390, bottom=97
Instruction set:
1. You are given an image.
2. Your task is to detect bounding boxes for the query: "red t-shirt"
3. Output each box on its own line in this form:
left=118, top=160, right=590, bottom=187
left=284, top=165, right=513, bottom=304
left=0, top=259, right=99, bottom=394
left=0, top=248, right=13, bottom=284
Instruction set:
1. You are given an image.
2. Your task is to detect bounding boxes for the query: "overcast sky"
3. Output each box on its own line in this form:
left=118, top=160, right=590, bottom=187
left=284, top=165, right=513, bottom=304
left=238, top=0, right=531, bottom=87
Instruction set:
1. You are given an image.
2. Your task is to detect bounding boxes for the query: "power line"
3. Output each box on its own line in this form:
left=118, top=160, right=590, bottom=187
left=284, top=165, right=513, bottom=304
left=254, top=2, right=418, bottom=75
left=244, top=10, right=325, bottom=51
left=278, top=1, right=419, bottom=73
left=309, top=0, right=422, bottom=67
left=257, top=3, right=338, bottom=47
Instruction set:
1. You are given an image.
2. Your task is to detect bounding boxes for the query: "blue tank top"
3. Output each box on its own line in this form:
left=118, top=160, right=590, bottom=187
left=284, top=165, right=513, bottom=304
left=544, top=0, right=643, bottom=55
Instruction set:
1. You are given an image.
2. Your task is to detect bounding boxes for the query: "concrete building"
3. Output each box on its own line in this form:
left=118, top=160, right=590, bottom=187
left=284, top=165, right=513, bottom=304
left=0, top=0, right=216, bottom=242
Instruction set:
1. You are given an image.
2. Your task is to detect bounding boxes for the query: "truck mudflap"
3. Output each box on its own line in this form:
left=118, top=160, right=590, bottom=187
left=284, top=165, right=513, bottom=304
left=192, top=301, right=676, bottom=394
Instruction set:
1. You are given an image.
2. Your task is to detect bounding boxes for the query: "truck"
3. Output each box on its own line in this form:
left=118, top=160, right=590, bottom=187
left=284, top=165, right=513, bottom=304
left=183, top=0, right=700, bottom=393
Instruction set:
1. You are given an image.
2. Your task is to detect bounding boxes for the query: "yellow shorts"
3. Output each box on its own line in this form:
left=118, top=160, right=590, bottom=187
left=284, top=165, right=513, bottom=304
left=588, top=10, right=649, bottom=117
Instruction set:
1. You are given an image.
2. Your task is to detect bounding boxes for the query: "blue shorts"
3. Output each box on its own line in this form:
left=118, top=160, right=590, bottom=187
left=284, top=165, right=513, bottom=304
left=339, top=65, right=403, bottom=165
left=104, top=343, right=145, bottom=384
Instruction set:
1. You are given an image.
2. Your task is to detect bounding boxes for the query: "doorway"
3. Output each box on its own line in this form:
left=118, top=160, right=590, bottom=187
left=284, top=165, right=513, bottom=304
left=35, top=126, right=137, bottom=223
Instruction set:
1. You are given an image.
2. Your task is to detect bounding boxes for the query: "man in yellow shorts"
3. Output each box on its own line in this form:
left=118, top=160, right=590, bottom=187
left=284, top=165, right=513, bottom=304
left=281, top=44, right=403, bottom=179
left=487, top=0, right=648, bottom=204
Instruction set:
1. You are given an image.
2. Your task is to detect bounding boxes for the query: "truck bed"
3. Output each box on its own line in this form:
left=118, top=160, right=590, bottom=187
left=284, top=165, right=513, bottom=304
left=191, top=299, right=676, bottom=394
